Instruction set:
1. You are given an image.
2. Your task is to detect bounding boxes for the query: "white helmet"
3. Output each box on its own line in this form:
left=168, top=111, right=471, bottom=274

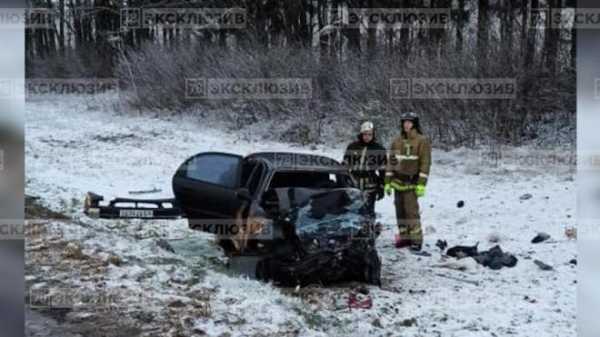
left=360, top=121, right=374, bottom=133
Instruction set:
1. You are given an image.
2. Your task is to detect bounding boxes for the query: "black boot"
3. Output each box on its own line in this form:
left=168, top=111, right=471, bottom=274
left=409, top=242, right=422, bottom=252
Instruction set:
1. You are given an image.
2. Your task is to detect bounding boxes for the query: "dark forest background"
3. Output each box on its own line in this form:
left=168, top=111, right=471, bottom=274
left=25, top=0, right=576, bottom=148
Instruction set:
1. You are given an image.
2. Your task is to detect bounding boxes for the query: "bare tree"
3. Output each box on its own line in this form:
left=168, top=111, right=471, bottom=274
left=455, top=0, right=467, bottom=54
left=525, top=0, right=540, bottom=67
left=543, top=0, right=560, bottom=73
left=477, top=0, right=489, bottom=73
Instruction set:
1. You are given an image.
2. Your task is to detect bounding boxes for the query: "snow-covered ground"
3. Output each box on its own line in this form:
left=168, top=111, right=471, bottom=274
left=25, top=96, right=577, bottom=337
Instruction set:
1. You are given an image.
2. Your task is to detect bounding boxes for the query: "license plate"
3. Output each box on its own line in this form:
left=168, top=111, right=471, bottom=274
left=119, top=209, right=154, bottom=218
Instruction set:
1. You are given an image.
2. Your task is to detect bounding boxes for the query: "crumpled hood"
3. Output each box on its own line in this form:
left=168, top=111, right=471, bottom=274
left=273, top=188, right=369, bottom=251
left=259, top=187, right=381, bottom=286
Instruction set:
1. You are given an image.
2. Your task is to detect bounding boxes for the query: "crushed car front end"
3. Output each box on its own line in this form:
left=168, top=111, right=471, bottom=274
left=254, top=187, right=381, bottom=286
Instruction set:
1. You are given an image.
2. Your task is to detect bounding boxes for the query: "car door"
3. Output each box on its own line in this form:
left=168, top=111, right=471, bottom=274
left=172, top=152, right=246, bottom=232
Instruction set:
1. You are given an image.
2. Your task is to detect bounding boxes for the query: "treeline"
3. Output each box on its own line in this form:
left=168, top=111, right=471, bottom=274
left=26, top=0, right=576, bottom=148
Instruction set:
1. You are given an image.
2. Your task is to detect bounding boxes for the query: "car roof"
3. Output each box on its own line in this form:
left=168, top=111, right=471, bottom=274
left=245, top=152, right=346, bottom=171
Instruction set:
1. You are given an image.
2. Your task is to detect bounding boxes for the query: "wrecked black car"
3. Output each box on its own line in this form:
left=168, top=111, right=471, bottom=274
left=84, top=152, right=381, bottom=286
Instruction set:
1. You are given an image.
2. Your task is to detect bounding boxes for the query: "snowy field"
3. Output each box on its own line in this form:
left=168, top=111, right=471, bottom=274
left=25, top=96, right=577, bottom=337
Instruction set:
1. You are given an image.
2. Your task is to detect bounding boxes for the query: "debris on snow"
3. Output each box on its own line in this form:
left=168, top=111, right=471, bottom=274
left=446, top=243, right=479, bottom=259
left=519, top=193, right=533, bottom=201
left=446, top=244, right=517, bottom=270
left=398, top=318, right=418, bottom=327
left=531, top=232, right=551, bottom=244
left=347, top=292, right=372, bottom=310
left=435, top=240, right=448, bottom=252
left=457, top=200, right=465, bottom=208
left=472, top=245, right=518, bottom=270
left=534, top=260, right=554, bottom=271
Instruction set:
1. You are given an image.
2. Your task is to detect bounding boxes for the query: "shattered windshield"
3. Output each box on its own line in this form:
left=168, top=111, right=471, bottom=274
left=292, top=189, right=367, bottom=240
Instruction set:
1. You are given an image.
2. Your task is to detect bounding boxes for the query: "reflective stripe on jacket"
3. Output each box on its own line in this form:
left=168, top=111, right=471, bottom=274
left=385, top=129, right=432, bottom=186
left=343, top=137, right=387, bottom=191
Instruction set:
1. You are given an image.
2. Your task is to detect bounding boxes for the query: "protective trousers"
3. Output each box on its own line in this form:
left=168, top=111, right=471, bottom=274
left=394, top=189, right=423, bottom=245
left=364, top=190, right=377, bottom=220
left=357, top=177, right=378, bottom=220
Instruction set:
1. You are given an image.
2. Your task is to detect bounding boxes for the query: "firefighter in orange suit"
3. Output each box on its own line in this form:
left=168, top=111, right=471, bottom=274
left=384, top=112, right=431, bottom=251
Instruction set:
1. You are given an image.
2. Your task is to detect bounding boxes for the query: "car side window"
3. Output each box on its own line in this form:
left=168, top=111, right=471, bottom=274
left=186, top=154, right=240, bottom=188
left=240, top=161, right=257, bottom=187
left=246, top=163, right=265, bottom=196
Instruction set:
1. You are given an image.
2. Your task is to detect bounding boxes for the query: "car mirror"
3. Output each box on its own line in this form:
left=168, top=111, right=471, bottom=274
left=236, top=188, right=252, bottom=202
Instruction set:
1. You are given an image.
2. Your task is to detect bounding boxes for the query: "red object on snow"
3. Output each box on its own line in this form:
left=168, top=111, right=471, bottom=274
left=348, top=292, right=372, bottom=309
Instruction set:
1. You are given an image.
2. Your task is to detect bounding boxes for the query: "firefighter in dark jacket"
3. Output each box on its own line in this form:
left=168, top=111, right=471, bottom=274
left=343, top=121, right=387, bottom=219
left=385, top=112, right=431, bottom=251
